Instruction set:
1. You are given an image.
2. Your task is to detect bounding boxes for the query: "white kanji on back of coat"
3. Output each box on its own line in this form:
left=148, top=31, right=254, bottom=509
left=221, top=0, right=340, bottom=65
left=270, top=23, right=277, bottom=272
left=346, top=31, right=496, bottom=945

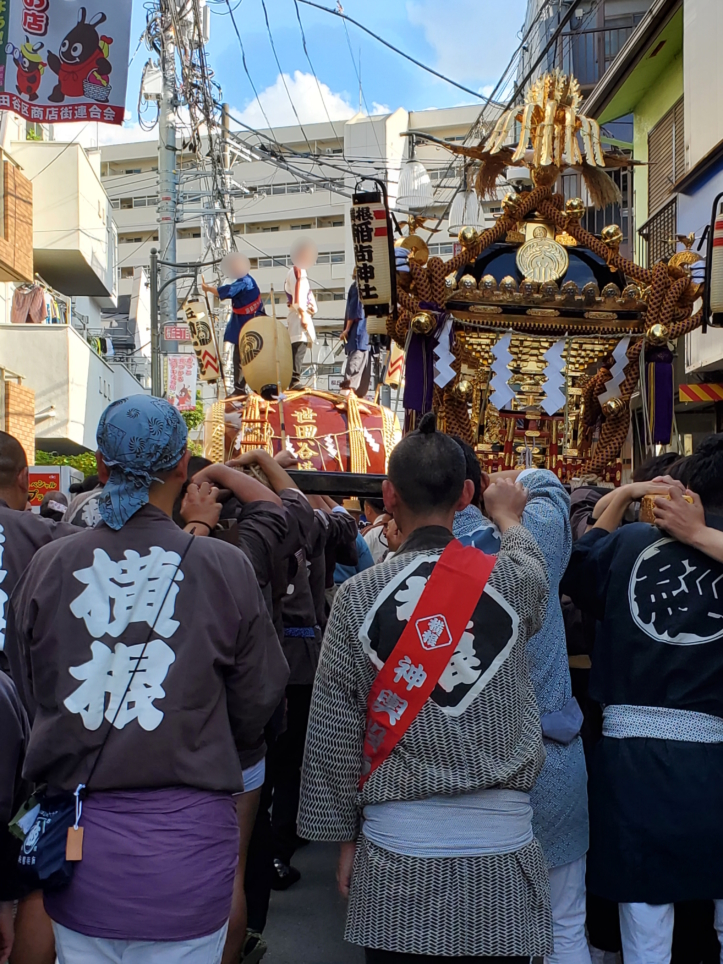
left=64, top=638, right=176, bottom=731
left=70, top=546, right=184, bottom=639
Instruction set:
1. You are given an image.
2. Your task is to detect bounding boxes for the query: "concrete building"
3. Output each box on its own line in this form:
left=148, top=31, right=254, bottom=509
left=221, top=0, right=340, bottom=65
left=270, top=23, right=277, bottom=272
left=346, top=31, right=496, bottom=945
left=0, top=112, right=147, bottom=457
left=100, top=104, right=501, bottom=390
left=584, top=0, right=723, bottom=439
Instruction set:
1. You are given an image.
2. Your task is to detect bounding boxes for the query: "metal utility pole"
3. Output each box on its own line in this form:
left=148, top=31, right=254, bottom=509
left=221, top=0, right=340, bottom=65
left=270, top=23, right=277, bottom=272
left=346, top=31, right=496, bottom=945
left=156, top=0, right=178, bottom=396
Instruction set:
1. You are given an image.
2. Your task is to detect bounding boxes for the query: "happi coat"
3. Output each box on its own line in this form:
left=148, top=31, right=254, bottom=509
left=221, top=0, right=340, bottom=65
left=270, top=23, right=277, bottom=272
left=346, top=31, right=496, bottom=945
left=8, top=504, right=289, bottom=793
left=453, top=469, right=589, bottom=870
left=562, top=516, right=723, bottom=902
left=0, top=500, right=78, bottom=674
left=284, top=266, right=317, bottom=344
left=298, top=523, right=553, bottom=958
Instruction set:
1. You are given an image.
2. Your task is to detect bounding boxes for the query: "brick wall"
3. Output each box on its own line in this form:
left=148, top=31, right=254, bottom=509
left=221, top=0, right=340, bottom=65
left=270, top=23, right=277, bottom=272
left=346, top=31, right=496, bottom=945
left=5, top=382, right=35, bottom=465
left=0, top=163, right=33, bottom=284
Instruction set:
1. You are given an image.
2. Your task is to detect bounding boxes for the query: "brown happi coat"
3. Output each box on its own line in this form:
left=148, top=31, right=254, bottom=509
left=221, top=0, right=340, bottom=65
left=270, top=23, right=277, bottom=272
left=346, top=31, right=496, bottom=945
left=9, top=504, right=289, bottom=793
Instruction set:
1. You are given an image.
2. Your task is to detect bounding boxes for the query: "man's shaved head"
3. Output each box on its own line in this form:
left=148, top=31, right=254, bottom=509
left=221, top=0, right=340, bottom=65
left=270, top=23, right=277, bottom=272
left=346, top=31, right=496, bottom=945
left=0, top=432, right=27, bottom=488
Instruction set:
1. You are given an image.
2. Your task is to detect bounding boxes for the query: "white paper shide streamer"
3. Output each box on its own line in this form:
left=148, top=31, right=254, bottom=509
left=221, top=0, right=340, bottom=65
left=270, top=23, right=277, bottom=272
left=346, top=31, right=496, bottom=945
left=489, top=333, right=515, bottom=412
left=542, top=339, right=566, bottom=415
left=599, top=336, right=631, bottom=406
left=433, top=318, right=455, bottom=389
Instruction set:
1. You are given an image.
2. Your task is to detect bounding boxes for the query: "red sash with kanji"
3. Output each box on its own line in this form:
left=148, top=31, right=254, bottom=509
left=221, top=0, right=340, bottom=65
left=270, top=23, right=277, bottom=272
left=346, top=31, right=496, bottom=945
left=232, top=296, right=263, bottom=316
left=359, top=540, right=496, bottom=788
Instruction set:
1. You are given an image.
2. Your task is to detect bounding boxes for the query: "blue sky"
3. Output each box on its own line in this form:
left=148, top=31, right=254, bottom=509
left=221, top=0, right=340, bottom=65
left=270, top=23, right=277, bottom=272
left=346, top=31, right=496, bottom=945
left=92, top=0, right=528, bottom=143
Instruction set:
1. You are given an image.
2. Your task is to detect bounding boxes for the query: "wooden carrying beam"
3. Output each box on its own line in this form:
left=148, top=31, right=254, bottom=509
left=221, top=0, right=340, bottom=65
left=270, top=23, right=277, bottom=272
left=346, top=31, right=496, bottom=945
left=287, top=470, right=385, bottom=498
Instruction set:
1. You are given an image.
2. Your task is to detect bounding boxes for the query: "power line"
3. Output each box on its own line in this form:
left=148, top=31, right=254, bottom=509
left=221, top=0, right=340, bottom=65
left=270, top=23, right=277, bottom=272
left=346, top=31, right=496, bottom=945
left=224, top=0, right=279, bottom=143
left=339, top=10, right=384, bottom=161
left=292, top=0, right=344, bottom=149
left=259, top=0, right=315, bottom=154
left=30, top=125, right=90, bottom=180
left=297, top=0, right=487, bottom=101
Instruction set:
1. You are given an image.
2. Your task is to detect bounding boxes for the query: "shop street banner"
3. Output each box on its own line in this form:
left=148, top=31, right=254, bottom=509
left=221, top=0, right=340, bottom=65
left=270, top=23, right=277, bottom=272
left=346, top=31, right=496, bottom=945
left=165, top=354, right=198, bottom=413
left=0, top=0, right=132, bottom=125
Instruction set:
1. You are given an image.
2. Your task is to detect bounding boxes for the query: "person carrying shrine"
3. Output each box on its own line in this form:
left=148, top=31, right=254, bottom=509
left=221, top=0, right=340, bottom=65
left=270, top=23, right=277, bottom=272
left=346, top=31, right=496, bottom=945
left=6, top=395, right=289, bottom=964
left=0, top=432, right=79, bottom=679
left=299, top=413, right=553, bottom=963
left=203, top=253, right=266, bottom=396
left=561, top=434, right=723, bottom=964
left=340, top=271, right=371, bottom=400
left=451, top=438, right=590, bottom=964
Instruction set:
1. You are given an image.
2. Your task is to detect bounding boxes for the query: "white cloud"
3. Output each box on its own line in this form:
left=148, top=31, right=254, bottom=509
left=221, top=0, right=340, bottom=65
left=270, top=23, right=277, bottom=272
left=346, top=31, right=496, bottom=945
left=372, top=102, right=391, bottom=115
left=235, top=71, right=357, bottom=129
left=406, top=0, right=527, bottom=84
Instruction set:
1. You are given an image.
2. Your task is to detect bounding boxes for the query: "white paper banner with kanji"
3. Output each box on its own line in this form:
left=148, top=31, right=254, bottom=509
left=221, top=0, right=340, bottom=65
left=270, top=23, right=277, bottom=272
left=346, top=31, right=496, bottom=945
left=0, top=0, right=132, bottom=125
left=351, top=190, right=395, bottom=320
left=165, top=354, right=198, bottom=412
left=184, top=299, right=221, bottom=382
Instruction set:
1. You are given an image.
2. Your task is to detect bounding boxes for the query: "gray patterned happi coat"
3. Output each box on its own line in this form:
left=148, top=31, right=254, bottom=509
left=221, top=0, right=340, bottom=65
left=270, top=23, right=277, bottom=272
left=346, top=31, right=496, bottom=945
left=298, top=524, right=553, bottom=957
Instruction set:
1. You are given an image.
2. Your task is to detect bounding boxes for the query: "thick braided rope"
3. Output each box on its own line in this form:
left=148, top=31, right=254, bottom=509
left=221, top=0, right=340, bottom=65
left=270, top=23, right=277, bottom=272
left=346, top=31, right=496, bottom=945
left=434, top=355, right=474, bottom=443
left=390, top=185, right=704, bottom=467
left=586, top=303, right=702, bottom=473
left=537, top=197, right=652, bottom=286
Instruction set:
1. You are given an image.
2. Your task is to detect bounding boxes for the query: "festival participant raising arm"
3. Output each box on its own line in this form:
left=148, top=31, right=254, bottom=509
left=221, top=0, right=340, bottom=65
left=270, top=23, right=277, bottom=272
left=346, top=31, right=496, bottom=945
left=299, top=413, right=551, bottom=964
left=653, top=485, right=723, bottom=561
left=560, top=434, right=723, bottom=963
left=7, top=397, right=288, bottom=964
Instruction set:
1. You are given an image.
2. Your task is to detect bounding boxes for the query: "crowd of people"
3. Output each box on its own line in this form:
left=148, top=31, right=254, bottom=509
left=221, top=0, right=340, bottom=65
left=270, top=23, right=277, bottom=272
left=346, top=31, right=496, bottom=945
left=0, top=391, right=722, bottom=964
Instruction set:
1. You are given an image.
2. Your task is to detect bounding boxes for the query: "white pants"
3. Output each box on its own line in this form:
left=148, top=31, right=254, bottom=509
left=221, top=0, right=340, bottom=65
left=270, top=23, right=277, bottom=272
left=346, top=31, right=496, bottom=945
left=546, top=855, right=592, bottom=964
left=619, top=901, right=723, bottom=963
left=53, top=922, right=228, bottom=963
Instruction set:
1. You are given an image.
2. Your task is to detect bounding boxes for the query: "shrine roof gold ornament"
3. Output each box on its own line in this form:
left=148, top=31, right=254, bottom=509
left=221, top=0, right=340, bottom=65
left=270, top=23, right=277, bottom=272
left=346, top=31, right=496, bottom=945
left=427, top=70, right=636, bottom=209
left=389, top=70, right=708, bottom=480
left=516, top=236, right=570, bottom=284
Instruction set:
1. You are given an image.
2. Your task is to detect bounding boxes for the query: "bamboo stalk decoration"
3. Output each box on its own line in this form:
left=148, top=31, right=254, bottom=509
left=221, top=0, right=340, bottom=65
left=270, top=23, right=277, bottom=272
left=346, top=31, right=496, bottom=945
left=203, top=285, right=227, bottom=399
left=269, top=285, right=287, bottom=448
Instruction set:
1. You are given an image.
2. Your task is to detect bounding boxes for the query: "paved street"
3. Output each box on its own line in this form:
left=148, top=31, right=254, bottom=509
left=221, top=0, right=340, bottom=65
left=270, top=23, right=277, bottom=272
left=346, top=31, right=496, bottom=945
left=264, top=844, right=365, bottom=964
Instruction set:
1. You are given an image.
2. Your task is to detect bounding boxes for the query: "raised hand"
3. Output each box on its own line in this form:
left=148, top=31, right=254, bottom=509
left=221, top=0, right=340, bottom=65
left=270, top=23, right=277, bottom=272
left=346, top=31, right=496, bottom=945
left=483, top=478, right=528, bottom=532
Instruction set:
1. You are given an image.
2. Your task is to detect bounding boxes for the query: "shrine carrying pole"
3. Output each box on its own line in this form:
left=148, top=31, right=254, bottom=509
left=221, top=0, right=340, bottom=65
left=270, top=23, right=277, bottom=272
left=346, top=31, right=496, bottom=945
left=269, top=286, right=287, bottom=447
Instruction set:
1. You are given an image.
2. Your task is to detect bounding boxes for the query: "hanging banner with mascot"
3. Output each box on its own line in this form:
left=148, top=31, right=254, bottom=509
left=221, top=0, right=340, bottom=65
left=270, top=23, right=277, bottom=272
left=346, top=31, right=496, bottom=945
left=0, top=1, right=131, bottom=125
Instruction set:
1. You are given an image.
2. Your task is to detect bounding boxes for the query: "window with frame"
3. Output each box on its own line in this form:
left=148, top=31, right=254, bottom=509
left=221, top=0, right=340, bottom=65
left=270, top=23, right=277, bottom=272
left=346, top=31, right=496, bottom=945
left=648, top=97, right=685, bottom=216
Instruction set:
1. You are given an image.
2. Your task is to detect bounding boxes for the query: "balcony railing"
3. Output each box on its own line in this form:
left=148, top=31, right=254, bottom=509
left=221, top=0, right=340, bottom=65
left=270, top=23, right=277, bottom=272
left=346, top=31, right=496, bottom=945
left=558, top=25, right=637, bottom=90
left=638, top=197, right=678, bottom=269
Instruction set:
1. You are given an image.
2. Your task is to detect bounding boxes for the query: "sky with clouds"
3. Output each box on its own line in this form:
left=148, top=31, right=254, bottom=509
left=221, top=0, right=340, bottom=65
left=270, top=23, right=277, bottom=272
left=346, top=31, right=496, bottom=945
left=70, top=0, right=527, bottom=147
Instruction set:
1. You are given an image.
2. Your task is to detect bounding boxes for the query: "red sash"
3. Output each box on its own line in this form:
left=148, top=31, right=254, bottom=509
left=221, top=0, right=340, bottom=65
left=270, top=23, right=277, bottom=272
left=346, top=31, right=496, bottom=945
left=232, top=296, right=263, bottom=316
left=359, top=540, right=496, bottom=788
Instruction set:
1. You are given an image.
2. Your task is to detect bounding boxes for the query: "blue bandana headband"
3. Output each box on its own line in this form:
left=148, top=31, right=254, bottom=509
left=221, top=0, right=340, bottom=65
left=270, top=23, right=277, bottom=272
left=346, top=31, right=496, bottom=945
left=96, top=396, right=188, bottom=530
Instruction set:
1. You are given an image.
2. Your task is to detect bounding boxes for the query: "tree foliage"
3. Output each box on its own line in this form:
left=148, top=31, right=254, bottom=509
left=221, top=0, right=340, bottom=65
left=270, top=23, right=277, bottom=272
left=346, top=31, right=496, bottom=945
left=35, top=450, right=98, bottom=478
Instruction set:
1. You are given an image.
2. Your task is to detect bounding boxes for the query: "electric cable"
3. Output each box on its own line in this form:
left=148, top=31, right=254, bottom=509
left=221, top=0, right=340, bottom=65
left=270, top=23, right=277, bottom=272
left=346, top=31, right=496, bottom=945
left=223, top=0, right=279, bottom=143
left=297, top=0, right=487, bottom=101
left=292, top=0, right=345, bottom=149
left=259, top=0, right=315, bottom=154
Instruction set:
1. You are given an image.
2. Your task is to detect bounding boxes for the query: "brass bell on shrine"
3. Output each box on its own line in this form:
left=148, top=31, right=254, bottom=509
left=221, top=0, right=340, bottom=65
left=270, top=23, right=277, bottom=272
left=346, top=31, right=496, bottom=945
left=458, top=226, right=480, bottom=248
left=602, top=396, right=625, bottom=417
left=411, top=311, right=435, bottom=336
left=602, top=224, right=623, bottom=253
left=502, top=192, right=523, bottom=217
left=565, top=198, right=586, bottom=220
left=645, top=323, right=671, bottom=346
left=454, top=378, right=473, bottom=399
